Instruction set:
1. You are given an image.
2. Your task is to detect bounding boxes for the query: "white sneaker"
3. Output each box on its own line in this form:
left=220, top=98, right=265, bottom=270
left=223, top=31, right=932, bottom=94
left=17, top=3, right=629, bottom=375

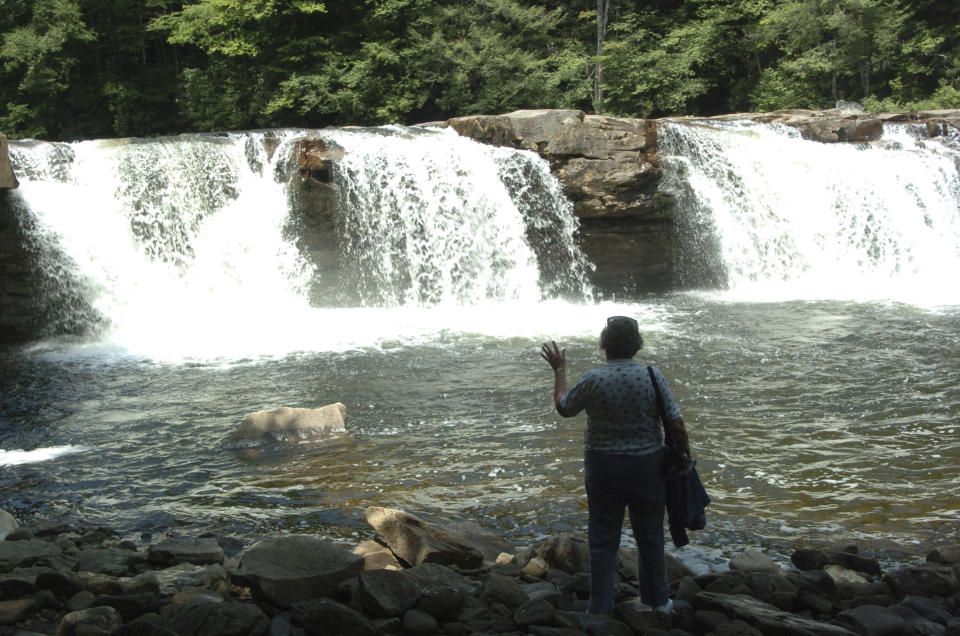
left=654, top=599, right=673, bottom=613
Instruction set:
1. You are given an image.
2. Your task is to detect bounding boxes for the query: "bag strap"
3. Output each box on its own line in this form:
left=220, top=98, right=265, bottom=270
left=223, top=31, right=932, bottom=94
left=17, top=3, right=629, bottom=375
left=647, top=365, right=667, bottom=424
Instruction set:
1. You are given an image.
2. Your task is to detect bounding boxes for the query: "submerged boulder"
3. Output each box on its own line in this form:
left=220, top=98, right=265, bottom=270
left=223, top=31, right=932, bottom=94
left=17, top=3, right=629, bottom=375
left=230, top=402, right=348, bottom=444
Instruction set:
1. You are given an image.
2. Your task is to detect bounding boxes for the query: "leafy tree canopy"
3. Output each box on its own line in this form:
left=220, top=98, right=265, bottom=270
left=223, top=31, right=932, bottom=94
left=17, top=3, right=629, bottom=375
left=0, top=0, right=956, bottom=140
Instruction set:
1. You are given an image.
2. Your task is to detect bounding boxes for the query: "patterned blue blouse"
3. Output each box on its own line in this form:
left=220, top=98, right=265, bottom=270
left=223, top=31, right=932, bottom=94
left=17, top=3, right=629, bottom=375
left=558, top=359, right=682, bottom=455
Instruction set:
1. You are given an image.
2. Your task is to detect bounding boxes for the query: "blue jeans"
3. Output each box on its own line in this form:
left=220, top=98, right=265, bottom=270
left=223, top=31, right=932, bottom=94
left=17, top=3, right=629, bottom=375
left=584, top=448, right=668, bottom=613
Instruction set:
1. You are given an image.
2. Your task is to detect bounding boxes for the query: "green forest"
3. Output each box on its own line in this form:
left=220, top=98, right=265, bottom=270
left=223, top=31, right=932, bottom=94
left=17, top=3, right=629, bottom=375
left=1, top=0, right=958, bottom=141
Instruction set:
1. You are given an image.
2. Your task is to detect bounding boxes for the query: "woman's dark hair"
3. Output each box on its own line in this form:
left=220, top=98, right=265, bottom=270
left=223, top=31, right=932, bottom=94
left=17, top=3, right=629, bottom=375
left=600, top=316, right=643, bottom=359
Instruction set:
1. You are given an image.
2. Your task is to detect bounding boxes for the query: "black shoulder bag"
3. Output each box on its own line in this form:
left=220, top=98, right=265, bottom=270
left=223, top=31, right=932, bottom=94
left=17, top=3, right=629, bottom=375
left=647, top=366, right=694, bottom=477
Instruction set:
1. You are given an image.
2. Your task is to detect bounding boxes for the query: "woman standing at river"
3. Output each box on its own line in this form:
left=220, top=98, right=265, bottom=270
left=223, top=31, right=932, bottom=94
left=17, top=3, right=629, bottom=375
left=541, top=316, right=690, bottom=614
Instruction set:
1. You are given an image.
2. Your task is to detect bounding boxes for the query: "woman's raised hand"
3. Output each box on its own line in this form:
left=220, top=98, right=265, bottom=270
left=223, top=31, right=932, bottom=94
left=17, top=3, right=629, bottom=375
left=540, top=341, right=566, bottom=372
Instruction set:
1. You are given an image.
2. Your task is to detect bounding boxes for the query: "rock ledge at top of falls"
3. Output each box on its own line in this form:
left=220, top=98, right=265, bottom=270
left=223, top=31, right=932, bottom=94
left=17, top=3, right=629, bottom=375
left=0, top=133, right=19, bottom=190
left=441, top=108, right=960, bottom=220
left=436, top=107, right=960, bottom=295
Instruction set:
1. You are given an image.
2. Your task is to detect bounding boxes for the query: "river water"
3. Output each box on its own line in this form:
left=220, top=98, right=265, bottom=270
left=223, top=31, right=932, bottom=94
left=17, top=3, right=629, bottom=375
left=2, top=121, right=958, bottom=565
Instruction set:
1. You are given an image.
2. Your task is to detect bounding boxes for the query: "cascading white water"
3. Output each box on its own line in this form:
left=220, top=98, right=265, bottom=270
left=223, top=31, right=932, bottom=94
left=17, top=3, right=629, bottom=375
left=9, top=133, right=318, bottom=358
left=658, top=120, right=960, bottom=304
left=8, top=127, right=595, bottom=359
left=325, top=126, right=592, bottom=306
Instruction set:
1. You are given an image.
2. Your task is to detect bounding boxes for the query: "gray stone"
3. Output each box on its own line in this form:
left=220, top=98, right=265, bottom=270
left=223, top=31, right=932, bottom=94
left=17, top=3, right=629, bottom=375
left=404, top=562, right=477, bottom=596
left=363, top=507, right=483, bottom=569
left=235, top=534, right=363, bottom=608
left=231, top=403, right=347, bottom=443
left=502, top=109, right=585, bottom=149
left=350, top=540, right=402, bottom=571
left=442, top=519, right=516, bottom=565
left=789, top=568, right=839, bottom=599
left=171, top=589, right=224, bottom=605
left=836, top=604, right=908, bottom=636
left=447, top=115, right=518, bottom=148
left=124, top=615, right=179, bottom=636
left=73, top=571, right=158, bottom=597
left=791, top=548, right=883, bottom=577
left=837, top=580, right=893, bottom=601
left=694, top=591, right=857, bottom=635
left=161, top=600, right=269, bottom=636
left=825, top=564, right=872, bottom=586
left=356, top=569, right=420, bottom=618
left=456, top=594, right=491, bottom=623
left=268, top=613, right=295, bottom=636
left=694, top=609, right=733, bottom=632
left=912, top=617, right=948, bottom=636
left=401, top=608, right=439, bottom=635
left=666, top=551, right=697, bottom=583
left=92, top=593, right=160, bottom=622
left=66, top=591, right=96, bottom=612
left=730, top=549, right=785, bottom=575
left=928, top=546, right=960, bottom=565
left=902, top=595, right=954, bottom=625
left=74, top=547, right=144, bottom=576
left=546, top=114, right=648, bottom=159
left=524, top=535, right=590, bottom=575
left=580, top=613, right=634, bottom=636
left=0, top=572, right=36, bottom=597
left=676, top=576, right=702, bottom=603
left=527, top=626, right=589, bottom=636
left=0, top=539, right=62, bottom=571
left=0, top=598, right=37, bottom=625
left=523, top=556, right=549, bottom=578
left=884, top=565, right=958, bottom=599
left=713, top=619, right=763, bottom=635
left=479, top=572, right=529, bottom=608
left=704, top=571, right=750, bottom=595
left=524, top=580, right=562, bottom=605
left=514, top=598, right=556, bottom=627
left=0, top=135, right=18, bottom=190
left=33, top=587, right=58, bottom=610
left=746, top=570, right=798, bottom=600
left=36, top=569, right=85, bottom=598
left=152, top=562, right=229, bottom=596
left=56, top=605, right=123, bottom=636
left=616, top=597, right=672, bottom=632
left=7, top=528, right=35, bottom=541
left=148, top=537, right=224, bottom=567
left=410, top=580, right=467, bottom=622
left=291, top=598, right=376, bottom=636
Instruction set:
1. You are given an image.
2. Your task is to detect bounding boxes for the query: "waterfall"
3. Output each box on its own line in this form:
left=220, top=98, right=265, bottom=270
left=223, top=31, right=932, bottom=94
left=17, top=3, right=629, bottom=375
left=325, top=126, right=592, bottom=306
left=658, top=120, right=960, bottom=304
left=7, top=127, right=593, bottom=358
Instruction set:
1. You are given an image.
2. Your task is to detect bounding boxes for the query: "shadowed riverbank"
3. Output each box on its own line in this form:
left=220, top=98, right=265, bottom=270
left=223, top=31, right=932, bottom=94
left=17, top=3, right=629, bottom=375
left=2, top=506, right=959, bottom=635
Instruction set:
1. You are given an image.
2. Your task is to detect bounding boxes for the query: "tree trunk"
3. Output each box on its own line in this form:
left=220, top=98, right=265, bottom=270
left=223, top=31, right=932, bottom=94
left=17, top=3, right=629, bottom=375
left=593, top=0, right=611, bottom=114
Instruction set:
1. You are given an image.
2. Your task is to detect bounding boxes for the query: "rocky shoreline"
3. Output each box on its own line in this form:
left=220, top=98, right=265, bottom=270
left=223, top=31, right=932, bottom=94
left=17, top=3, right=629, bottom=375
left=1, top=507, right=959, bottom=636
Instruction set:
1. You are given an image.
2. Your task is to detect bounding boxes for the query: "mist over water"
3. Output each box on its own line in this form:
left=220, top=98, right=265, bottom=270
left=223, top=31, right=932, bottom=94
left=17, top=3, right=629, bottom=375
left=2, top=122, right=959, bottom=562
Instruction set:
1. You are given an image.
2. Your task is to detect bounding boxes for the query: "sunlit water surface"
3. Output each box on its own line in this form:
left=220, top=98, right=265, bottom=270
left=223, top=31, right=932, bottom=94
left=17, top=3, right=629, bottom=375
left=3, top=295, right=958, bottom=565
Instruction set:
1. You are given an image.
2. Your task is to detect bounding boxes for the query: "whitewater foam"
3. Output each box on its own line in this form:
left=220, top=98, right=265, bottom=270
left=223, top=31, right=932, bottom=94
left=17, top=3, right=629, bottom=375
left=0, top=445, right=89, bottom=466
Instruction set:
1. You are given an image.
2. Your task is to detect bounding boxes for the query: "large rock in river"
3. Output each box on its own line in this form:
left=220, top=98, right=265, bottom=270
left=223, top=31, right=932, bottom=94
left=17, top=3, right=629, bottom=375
left=364, top=507, right=484, bottom=569
left=230, top=402, right=347, bottom=443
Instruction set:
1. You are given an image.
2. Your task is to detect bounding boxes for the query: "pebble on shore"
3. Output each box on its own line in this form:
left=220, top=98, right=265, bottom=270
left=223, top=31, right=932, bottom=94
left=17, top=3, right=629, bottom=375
left=1, top=506, right=959, bottom=636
